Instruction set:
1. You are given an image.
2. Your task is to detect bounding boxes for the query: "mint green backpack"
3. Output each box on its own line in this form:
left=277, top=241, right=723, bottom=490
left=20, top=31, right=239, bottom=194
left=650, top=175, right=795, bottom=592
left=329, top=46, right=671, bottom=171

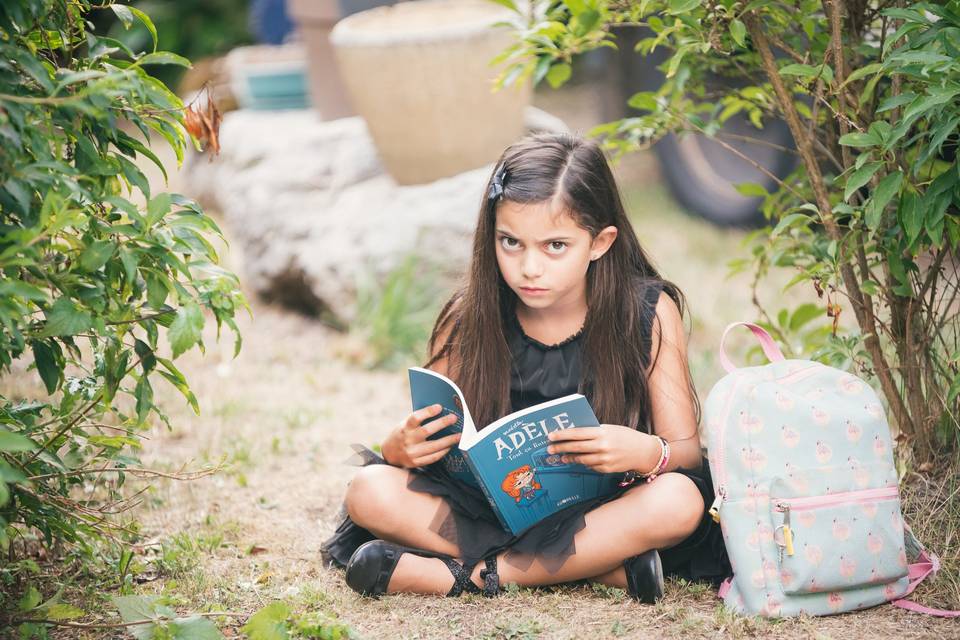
left=704, top=323, right=956, bottom=618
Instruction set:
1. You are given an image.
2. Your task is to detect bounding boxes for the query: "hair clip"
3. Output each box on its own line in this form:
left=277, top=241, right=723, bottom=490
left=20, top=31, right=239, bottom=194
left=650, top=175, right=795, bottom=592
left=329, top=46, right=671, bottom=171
left=488, top=165, right=507, bottom=202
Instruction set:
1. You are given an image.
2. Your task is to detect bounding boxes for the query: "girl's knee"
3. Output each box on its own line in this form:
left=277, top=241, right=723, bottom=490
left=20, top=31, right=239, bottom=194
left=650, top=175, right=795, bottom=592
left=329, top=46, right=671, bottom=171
left=647, top=473, right=704, bottom=541
left=344, top=464, right=406, bottom=527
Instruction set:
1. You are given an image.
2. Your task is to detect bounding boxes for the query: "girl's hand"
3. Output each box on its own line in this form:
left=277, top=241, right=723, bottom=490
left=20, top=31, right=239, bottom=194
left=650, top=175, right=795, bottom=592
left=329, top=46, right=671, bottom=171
left=381, top=404, right=461, bottom=469
left=546, top=425, right=657, bottom=474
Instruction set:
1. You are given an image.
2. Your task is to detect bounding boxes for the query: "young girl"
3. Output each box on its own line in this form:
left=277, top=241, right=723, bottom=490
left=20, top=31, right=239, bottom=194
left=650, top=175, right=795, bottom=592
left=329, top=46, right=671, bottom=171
left=321, top=133, right=731, bottom=601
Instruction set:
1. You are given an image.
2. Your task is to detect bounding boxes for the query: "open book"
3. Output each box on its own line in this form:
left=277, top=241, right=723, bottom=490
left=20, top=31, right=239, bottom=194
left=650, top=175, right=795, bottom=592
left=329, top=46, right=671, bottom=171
left=409, top=367, right=620, bottom=536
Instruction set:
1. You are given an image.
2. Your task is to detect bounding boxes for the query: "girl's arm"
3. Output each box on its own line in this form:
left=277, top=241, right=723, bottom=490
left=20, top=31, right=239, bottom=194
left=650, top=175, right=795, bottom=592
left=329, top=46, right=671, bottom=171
left=645, top=291, right=702, bottom=471
left=545, top=292, right=703, bottom=474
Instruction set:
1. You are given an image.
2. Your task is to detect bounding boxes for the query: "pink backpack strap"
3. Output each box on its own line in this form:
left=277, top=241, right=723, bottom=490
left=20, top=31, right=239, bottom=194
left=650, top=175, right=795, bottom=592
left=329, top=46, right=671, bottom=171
left=718, top=577, right=732, bottom=599
left=891, top=550, right=960, bottom=617
left=719, top=322, right=786, bottom=373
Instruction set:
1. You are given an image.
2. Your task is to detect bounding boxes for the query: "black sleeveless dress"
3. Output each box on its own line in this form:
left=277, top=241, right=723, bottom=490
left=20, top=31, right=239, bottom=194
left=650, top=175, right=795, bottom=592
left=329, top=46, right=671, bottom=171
left=321, top=284, right=731, bottom=585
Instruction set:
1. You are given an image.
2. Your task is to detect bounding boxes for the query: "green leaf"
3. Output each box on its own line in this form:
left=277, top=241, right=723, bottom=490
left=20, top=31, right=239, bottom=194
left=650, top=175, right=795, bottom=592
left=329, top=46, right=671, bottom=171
left=729, top=19, right=746, bottom=47
left=130, top=7, right=159, bottom=51
left=136, top=52, right=192, bottom=68
left=111, top=4, right=134, bottom=28
left=570, top=9, right=601, bottom=36
left=838, top=132, right=880, bottom=148
left=0, top=460, right=27, bottom=483
left=861, top=279, right=880, bottom=296
left=241, top=602, right=291, bottom=640
left=157, top=361, right=199, bottom=414
left=844, top=161, right=882, bottom=202
left=899, top=191, right=923, bottom=247
left=545, top=63, right=572, bottom=89
left=45, top=604, right=86, bottom=621
left=146, top=272, right=168, bottom=310
left=0, top=430, right=36, bottom=452
left=113, top=595, right=160, bottom=640
left=171, top=615, right=224, bottom=640
left=134, top=338, right=157, bottom=374
left=40, top=298, right=94, bottom=337
left=134, top=376, right=153, bottom=424
left=771, top=213, right=812, bottom=237
left=79, top=240, right=115, bottom=272
left=667, top=0, right=701, bottom=14
left=147, top=193, right=172, bottom=228
left=627, top=91, right=658, bottom=111
left=120, top=248, right=139, bottom=286
left=789, top=303, right=822, bottom=331
left=532, top=56, right=552, bottom=86
left=864, top=171, right=903, bottom=231
left=877, top=93, right=915, bottom=113
left=840, top=62, right=882, bottom=87
left=168, top=303, right=205, bottom=358
left=31, top=340, right=61, bottom=393
left=734, top=182, right=768, bottom=197
left=18, top=586, right=41, bottom=611
left=778, top=63, right=833, bottom=84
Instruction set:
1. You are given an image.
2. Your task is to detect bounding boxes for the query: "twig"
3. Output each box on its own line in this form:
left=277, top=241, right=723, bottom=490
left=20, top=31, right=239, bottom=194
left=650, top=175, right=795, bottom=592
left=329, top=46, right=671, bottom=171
left=27, top=466, right=219, bottom=482
left=10, top=612, right=247, bottom=630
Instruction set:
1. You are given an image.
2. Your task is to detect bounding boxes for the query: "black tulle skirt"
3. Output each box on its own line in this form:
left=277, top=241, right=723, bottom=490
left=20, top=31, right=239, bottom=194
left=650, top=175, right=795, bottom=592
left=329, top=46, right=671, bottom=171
left=321, top=446, right=731, bottom=586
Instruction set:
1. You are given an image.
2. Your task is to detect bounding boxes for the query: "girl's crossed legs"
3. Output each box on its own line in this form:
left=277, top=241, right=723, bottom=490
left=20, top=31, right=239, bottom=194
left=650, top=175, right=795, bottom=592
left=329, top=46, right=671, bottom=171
left=343, top=464, right=705, bottom=595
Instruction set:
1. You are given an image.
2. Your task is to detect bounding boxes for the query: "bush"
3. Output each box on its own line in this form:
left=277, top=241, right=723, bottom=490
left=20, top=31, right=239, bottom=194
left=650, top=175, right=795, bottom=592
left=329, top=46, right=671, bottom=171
left=0, top=0, right=244, bottom=567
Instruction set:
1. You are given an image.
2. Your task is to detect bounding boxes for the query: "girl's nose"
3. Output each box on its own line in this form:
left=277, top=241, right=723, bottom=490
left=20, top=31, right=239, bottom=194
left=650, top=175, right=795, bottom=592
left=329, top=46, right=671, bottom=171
left=521, top=251, right=543, bottom=279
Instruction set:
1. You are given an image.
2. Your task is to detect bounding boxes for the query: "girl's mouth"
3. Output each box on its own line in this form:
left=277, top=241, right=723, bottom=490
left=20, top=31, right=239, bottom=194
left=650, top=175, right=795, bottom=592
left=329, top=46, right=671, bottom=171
left=519, top=286, right=548, bottom=295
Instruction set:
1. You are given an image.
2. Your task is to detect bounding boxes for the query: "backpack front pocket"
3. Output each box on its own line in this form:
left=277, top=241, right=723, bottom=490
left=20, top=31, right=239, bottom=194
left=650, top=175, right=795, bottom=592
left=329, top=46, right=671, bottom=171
left=769, top=485, right=907, bottom=594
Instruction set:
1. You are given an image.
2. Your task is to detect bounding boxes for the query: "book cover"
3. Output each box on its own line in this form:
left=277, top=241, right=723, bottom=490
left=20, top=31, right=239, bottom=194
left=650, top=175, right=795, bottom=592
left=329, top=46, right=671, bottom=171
left=409, top=368, right=620, bottom=535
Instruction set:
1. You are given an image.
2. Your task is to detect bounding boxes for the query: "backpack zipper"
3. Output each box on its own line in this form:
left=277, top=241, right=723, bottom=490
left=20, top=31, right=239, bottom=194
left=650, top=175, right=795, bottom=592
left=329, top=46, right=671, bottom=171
left=709, top=377, right=742, bottom=523
left=773, top=485, right=899, bottom=512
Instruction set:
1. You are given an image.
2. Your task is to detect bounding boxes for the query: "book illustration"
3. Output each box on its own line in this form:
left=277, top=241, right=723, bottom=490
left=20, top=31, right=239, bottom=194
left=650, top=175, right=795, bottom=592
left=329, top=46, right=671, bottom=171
left=409, top=367, right=621, bottom=535
left=501, top=465, right=545, bottom=505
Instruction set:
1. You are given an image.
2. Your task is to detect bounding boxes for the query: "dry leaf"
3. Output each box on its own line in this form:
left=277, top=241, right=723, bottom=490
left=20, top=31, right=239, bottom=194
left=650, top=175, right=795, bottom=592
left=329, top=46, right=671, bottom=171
left=826, top=301, right=842, bottom=333
left=918, top=461, right=934, bottom=473
left=183, top=90, right=222, bottom=157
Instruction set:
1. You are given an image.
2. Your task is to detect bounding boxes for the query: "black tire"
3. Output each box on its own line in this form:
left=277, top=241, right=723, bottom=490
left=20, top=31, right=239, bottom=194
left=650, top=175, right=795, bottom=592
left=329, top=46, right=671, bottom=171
left=653, top=117, right=797, bottom=227
left=604, top=25, right=798, bottom=227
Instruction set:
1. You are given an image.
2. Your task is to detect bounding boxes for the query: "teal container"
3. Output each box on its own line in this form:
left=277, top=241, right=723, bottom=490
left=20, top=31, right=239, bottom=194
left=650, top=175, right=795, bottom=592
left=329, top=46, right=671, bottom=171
left=228, top=45, right=310, bottom=111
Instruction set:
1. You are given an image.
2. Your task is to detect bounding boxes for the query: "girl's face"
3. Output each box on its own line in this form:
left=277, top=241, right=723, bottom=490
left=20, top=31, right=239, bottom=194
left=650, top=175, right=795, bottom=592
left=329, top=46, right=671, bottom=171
left=514, top=470, right=534, bottom=489
left=495, top=199, right=617, bottom=312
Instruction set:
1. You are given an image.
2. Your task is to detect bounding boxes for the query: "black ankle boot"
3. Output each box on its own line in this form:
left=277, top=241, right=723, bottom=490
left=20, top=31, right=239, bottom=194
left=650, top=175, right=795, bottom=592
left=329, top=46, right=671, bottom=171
left=624, top=549, right=664, bottom=604
left=345, top=540, right=484, bottom=598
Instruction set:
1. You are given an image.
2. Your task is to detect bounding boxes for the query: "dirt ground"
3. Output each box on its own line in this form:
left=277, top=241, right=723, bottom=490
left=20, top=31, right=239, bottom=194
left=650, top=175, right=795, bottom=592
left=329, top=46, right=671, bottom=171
left=45, top=84, right=960, bottom=638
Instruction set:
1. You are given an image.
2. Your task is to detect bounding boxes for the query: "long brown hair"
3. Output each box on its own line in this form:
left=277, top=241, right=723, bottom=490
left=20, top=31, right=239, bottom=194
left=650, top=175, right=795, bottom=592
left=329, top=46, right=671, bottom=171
left=425, top=133, right=696, bottom=432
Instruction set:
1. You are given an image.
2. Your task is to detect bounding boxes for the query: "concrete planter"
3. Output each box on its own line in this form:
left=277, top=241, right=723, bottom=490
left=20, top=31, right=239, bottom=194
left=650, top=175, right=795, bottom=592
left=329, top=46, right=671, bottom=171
left=330, top=0, right=531, bottom=185
left=286, top=0, right=394, bottom=120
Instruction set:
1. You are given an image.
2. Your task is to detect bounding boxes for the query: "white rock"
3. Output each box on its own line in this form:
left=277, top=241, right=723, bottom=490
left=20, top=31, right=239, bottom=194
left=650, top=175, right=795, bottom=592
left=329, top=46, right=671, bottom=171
left=182, top=107, right=565, bottom=324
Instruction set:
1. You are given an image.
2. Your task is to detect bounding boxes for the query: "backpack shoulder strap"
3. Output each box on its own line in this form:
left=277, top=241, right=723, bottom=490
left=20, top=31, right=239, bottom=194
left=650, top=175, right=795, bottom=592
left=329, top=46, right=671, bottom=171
left=719, top=322, right=786, bottom=373
left=890, top=527, right=960, bottom=617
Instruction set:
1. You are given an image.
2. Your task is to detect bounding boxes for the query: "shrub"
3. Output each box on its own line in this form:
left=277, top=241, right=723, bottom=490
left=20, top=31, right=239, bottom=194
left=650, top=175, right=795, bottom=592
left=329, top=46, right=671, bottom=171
left=0, top=0, right=244, bottom=565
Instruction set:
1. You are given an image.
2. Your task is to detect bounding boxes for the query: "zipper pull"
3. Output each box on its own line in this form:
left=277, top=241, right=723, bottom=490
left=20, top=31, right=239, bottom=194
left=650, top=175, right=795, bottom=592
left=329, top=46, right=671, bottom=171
left=708, top=488, right=724, bottom=523
left=781, top=504, right=795, bottom=557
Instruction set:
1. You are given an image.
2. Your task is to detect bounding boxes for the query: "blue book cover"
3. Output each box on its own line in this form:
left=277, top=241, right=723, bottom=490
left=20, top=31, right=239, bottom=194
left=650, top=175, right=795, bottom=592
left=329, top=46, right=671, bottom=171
left=409, top=367, right=620, bottom=536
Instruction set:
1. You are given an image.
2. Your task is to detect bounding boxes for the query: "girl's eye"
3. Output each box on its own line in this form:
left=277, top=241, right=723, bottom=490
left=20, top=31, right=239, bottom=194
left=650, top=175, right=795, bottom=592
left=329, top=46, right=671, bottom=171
left=500, top=236, right=520, bottom=250
left=546, top=241, right=567, bottom=254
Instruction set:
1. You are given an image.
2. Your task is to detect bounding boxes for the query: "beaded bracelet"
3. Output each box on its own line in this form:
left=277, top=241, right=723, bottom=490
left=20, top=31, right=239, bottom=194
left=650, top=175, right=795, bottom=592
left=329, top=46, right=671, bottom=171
left=643, top=436, right=670, bottom=483
left=618, top=436, right=670, bottom=487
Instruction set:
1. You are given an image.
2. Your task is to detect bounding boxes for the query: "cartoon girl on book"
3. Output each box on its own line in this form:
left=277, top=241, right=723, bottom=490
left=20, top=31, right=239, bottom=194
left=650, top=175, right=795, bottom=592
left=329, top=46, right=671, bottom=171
left=501, top=465, right=542, bottom=503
